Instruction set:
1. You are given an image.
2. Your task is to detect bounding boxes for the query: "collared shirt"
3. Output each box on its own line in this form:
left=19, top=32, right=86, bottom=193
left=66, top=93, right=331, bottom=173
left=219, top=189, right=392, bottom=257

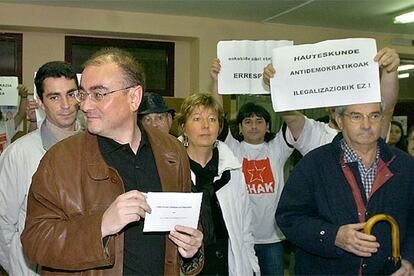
left=341, top=139, right=380, bottom=199
left=98, top=124, right=164, bottom=275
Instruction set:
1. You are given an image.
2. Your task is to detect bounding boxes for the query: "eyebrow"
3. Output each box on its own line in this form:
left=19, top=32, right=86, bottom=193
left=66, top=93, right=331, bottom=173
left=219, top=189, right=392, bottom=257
left=44, top=92, right=61, bottom=97
left=45, top=88, right=77, bottom=97
left=79, top=85, right=107, bottom=91
left=349, top=111, right=381, bottom=114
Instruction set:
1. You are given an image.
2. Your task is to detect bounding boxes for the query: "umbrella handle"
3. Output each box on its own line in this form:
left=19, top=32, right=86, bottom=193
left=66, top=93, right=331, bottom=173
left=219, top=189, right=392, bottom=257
left=363, top=214, right=400, bottom=265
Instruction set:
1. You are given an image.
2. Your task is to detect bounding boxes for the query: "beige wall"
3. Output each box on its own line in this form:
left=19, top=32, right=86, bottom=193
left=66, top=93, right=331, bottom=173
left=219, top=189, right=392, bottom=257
left=1, top=2, right=413, bottom=99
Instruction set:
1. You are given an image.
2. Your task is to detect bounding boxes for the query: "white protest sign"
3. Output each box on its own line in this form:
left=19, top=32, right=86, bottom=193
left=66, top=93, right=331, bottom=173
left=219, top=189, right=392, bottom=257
left=0, top=77, right=19, bottom=106
left=270, top=38, right=380, bottom=112
left=217, top=40, right=293, bottom=94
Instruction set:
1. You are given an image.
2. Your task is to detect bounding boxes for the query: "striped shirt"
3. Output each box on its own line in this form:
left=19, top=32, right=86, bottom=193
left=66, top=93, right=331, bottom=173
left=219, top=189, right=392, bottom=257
left=341, top=139, right=380, bottom=199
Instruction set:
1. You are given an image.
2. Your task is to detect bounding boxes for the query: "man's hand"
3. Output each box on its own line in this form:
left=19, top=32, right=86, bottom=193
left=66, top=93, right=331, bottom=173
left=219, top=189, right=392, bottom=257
left=210, top=58, right=221, bottom=81
left=27, top=100, right=38, bottom=122
left=334, top=222, right=380, bottom=257
left=391, top=259, right=414, bottom=276
left=375, top=47, right=400, bottom=73
left=17, top=84, right=28, bottom=98
left=169, top=225, right=203, bottom=258
left=263, top=63, right=275, bottom=86
left=101, top=190, right=151, bottom=238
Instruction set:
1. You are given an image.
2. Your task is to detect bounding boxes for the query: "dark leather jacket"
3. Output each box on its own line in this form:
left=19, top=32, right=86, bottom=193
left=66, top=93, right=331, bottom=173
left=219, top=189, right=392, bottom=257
left=21, top=125, right=202, bottom=275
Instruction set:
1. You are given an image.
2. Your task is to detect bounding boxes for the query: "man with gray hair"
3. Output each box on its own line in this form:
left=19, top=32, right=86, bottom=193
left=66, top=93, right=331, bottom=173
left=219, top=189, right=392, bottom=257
left=138, top=92, right=175, bottom=134
left=276, top=101, right=414, bottom=275
left=22, top=48, right=203, bottom=275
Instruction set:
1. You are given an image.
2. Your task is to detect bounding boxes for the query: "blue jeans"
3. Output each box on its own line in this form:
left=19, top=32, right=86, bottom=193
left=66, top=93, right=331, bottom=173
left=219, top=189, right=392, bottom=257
left=254, top=242, right=284, bottom=276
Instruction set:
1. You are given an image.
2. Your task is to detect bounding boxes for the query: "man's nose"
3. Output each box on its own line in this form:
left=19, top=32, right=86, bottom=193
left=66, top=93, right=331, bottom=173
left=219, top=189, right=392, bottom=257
left=361, top=115, right=371, bottom=128
left=61, top=96, right=70, bottom=109
left=80, top=97, right=93, bottom=112
left=151, top=120, right=159, bottom=127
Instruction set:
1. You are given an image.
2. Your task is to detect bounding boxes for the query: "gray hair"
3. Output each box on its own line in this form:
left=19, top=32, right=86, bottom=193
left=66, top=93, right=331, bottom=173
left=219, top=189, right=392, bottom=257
left=335, top=100, right=385, bottom=116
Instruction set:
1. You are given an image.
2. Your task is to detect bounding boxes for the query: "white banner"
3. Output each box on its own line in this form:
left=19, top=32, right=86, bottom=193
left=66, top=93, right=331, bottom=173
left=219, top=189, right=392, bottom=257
left=0, top=77, right=19, bottom=106
left=217, top=40, right=293, bottom=94
left=270, top=38, right=380, bottom=112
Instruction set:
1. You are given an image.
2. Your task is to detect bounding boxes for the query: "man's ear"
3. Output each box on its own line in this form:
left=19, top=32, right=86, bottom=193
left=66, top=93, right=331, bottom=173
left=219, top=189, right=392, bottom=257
left=167, top=113, right=173, bottom=127
left=37, top=97, right=45, bottom=112
left=335, top=114, right=343, bottom=130
left=130, top=85, right=143, bottom=112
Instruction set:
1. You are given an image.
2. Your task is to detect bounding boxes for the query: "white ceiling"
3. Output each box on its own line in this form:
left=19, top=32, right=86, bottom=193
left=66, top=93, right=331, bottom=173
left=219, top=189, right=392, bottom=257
left=2, top=0, right=414, bottom=36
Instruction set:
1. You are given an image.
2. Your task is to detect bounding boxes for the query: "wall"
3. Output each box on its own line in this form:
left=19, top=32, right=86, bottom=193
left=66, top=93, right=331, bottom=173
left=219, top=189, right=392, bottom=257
left=1, top=2, right=413, bottom=99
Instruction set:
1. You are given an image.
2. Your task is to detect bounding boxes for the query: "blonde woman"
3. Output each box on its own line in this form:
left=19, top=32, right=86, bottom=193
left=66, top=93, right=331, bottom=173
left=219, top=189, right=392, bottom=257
left=177, top=93, right=259, bottom=275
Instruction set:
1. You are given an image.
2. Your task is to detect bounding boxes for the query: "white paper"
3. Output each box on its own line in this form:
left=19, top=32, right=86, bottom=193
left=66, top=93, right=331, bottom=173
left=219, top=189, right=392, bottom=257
left=270, top=38, right=381, bottom=112
left=143, top=192, right=202, bottom=232
left=217, top=40, right=293, bottom=95
left=0, top=77, right=19, bottom=106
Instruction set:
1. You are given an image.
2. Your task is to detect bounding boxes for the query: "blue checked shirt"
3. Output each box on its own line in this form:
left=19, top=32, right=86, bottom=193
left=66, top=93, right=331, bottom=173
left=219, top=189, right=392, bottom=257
left=341, top=139, right=380, bottom=199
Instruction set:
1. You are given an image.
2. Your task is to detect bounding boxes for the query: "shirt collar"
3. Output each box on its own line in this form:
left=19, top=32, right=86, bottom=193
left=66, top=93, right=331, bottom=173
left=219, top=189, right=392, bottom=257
left=40, top=119, right=82, bottom=151
left=340, top=138, right=380, bottom=166
left=98, top=122, right=149, bottom=154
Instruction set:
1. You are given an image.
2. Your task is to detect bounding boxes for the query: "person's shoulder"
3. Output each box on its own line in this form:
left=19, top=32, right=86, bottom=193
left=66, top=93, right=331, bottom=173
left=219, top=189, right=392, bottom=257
left=217, top=140, right=241, bottom=168
left=3, top=129, right=42, bottom=153
left=300, top=141, right=335, bottom=164
left=388, top=145, right=414, bottom=163
left=145, top=125, right=183, bottom=150
left=44, top=131, right=87, bottom=160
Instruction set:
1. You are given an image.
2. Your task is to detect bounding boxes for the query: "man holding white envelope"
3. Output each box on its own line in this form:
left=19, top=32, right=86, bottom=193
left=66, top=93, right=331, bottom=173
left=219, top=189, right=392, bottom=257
left=22, top=48, right=203, bottom=275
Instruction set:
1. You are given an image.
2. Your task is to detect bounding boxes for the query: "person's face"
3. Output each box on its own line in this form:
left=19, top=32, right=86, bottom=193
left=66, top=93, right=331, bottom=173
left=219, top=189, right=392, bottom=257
left=80, top=63, right=142, bottom=139
left=183, top=106, right=220, bottom=150
left=239, top=114, right=269, bottom=145
left=141, top=112, right=172, bottom=134
left=388, top=124, right=402, bottom=146
left=407, top=132, right=414, bottom=157
left=336, top=103, right=383, bottom=150
left=38, top=76, right=78, bottom=131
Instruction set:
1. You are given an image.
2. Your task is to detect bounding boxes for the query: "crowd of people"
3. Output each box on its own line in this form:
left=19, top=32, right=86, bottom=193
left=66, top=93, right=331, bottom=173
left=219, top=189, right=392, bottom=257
left=0, top=45, right=413, bottom=276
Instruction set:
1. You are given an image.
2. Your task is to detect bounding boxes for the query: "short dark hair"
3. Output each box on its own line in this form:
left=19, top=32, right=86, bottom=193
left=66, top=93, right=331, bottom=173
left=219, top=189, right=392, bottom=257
left=236, top=102, right=275, bottom=142
left=83, top=47, right=145, bottom=90
left=35, top=61, right=78, bottom=101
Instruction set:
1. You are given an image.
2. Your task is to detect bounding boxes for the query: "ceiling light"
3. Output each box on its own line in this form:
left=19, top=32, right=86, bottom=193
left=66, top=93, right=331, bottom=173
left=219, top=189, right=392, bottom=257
left=398, top=73, right=409, bottom=79
left=394, top=11, right=414, bottom=24
left=397, top=64, right=414, bottom=71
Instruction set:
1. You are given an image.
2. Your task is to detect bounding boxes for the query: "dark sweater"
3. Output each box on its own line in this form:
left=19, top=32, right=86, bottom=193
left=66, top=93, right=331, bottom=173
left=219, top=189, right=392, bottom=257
left=276, top=133, right=414, bottom=275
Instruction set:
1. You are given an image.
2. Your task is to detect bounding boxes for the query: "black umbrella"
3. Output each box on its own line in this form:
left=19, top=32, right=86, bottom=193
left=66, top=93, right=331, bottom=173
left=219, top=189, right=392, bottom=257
left=363, top=214, right=401, bottom=275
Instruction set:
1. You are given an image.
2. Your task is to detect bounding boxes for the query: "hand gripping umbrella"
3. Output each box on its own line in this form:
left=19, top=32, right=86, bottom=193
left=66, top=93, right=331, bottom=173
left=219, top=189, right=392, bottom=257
left=363, top=214, right=402, bottom=275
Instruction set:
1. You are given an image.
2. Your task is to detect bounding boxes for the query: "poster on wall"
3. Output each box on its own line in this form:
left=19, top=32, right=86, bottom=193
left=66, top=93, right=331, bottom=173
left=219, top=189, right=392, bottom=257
left=217, top=40, right=293, bottom=95
left=270, top=38, right=380, bottom=112
left=0, top=76, right=19, bottom=106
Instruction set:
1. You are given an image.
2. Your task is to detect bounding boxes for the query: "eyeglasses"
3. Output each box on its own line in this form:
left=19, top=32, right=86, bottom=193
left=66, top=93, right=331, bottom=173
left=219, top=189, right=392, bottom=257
left=74, top=85, right=135, bottom=102
left=343, top=112, right=383, bottom=123
left=141, top=113, right=169, bottom=125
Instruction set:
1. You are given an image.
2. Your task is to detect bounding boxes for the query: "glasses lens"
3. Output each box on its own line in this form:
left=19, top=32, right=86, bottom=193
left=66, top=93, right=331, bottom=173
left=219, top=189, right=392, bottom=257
left=77, top=90, right=89, bottom=102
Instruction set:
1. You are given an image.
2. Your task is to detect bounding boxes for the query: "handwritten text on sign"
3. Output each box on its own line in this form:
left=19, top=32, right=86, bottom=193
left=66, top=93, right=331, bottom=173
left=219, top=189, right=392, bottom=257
left=270, top=38, right=380, bottom=112
left=217, top=40, right=293, bottom=95
left=0, top=77, right=18, bottom=106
